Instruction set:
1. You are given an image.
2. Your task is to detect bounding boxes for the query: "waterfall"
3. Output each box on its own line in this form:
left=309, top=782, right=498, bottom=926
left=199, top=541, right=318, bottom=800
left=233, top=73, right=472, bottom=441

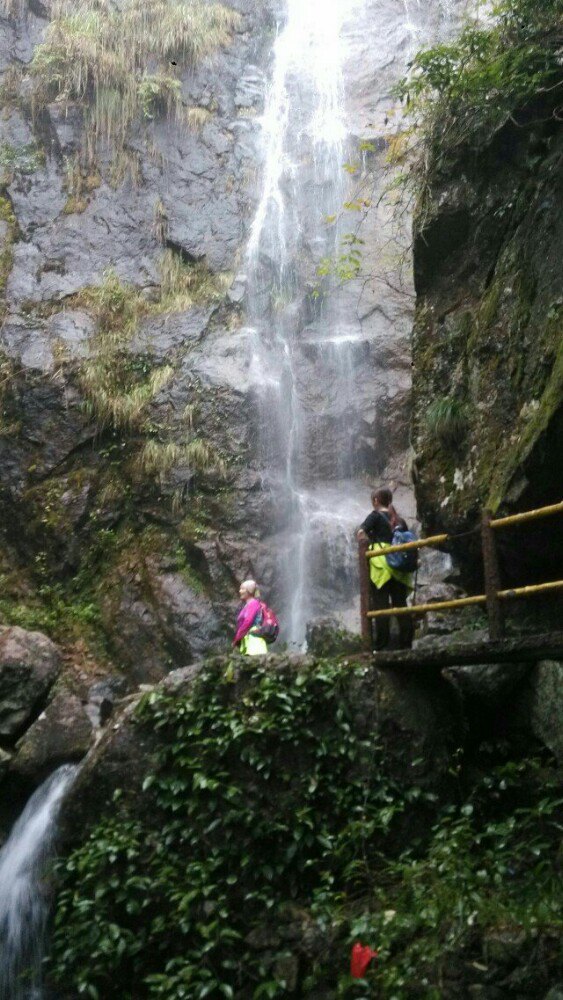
left=246, top=0, right=367, bottom=647
left=0, top=765, right=77, bottom=1000
left=245, top=0, right=465, bottom=647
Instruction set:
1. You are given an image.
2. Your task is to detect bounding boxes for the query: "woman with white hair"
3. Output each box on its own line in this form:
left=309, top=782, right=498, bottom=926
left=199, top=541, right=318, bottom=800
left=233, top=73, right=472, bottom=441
left=232, top=579, right=268, bottom=655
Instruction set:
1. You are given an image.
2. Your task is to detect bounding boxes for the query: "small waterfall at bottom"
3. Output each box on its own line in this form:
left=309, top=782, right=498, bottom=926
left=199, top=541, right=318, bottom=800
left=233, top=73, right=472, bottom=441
left=0, top=764, right=77, bottom=1000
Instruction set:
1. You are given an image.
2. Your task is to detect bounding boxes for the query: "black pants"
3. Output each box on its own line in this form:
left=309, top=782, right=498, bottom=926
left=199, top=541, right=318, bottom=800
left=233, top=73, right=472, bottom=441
left=370, top=578, right=414, bottom=650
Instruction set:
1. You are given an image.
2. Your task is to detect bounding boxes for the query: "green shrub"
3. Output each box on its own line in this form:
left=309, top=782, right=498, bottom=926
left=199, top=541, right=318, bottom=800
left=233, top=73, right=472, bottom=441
left=395, top=0, right=563, bottom=191
left=0, top=196, right=17, bottom=313
left=310, top=756, right=563, bottom=998
left=51, top=658, right=433, bottom=999
left=0, top=141, right=44, bottom=183
left=0, top=574, right=102, bottom=643
left=50, top=659, right=563, bottom=998
left=425, top=396, right=468, bottom=448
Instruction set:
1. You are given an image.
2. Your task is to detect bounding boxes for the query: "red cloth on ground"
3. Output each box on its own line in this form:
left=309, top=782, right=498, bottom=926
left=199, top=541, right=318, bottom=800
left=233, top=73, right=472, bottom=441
left=350, top=942, right=378, bottom=978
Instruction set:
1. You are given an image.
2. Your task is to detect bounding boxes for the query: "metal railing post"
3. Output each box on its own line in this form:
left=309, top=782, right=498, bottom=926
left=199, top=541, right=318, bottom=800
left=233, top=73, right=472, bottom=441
left=481, top=508, right=504, bottom=640
left=358, top=537, right=371, bottom=649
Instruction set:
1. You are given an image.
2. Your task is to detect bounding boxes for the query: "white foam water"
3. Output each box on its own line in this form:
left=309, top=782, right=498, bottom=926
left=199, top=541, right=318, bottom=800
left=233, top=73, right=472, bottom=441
left=0, top=765, right=77, bottom=1000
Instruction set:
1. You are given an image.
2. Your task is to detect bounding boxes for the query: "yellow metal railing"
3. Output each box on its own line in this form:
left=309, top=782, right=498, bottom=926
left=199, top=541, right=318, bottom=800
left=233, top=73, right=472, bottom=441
left=358, top=500, right=563, bottom=647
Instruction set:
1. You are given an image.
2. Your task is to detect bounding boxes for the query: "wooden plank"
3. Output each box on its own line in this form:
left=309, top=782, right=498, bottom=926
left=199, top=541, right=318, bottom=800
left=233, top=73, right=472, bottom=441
left=371, top=631, right=563, bottom=671
left=491, top=499, right=563, bottom=530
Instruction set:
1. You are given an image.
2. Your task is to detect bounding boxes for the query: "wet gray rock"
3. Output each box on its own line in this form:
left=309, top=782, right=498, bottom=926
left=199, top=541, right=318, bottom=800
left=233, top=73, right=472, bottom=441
left=0, top=626, right=61, bottom=739
left=443, top=662, right=530, bottom=706
left=227, top=272, right=247, bottom=304
left=102, top=583, right=170, bottom=686
left=101, top=563, right=225, bottom=685
left=12, top=689, right=94, bottom=780
left=526, top=660, right=563, bottom=762
left=0, top=0, right=276, bottom=688
left=306, top=618, right=365, bottom=657
left=46, top=310, right=95, bottom=361
left=0, top=748, right=12, bottom=780
left=0, top=315, right=55, bottom=373
left=131, top=306, right=216, bottom=359
left=544, top=988, right=563, bottom=1000
left=2, top=0, right=270, bottom=310
left=155, top=570, right=225, bottom=658
left=86, top=677, right=128, bottom=728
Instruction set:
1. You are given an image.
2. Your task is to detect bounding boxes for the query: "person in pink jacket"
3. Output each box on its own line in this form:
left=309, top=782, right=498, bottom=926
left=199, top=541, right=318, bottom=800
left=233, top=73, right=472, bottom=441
left=232, top=580, right=268, bottom=655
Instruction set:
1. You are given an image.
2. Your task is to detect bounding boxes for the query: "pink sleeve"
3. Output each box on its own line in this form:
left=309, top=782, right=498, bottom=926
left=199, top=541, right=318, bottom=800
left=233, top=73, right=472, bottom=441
left=233, top=599, right=261, bottom=646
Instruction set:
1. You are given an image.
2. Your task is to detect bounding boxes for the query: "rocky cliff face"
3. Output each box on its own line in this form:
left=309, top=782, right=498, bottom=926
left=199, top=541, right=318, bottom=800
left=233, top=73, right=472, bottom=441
left=0, top=0, right=278, bottom=682
left=411, top=90, right=563, bottom=588
left=0, top=0, right=453, bottom=680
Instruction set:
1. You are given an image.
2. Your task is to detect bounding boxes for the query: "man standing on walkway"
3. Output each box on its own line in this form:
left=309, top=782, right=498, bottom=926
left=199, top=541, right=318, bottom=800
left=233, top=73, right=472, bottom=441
left=357, top=487, right=414, bottom=651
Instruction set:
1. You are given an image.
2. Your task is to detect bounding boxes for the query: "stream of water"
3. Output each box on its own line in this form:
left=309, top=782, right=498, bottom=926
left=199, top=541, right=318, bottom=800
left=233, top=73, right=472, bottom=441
left=245, top=0, right=460, bottom=646
left=0, top=766, right=77, bottom=1000
left=246, top=0, right=369, bottom=647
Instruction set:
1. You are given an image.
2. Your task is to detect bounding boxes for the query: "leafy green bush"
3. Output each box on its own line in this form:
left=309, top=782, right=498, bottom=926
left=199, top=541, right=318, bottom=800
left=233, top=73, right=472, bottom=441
left=312, top=757, right=562, bottom=997
left=0, top=141, right=44, bottom=183
left=395, top=0, right=563, bottom=186
left=50, top=659, right=562, bottom=998
left=50, top=658, right=434, bottom=999
left=0, top=579, right=101, bottom=638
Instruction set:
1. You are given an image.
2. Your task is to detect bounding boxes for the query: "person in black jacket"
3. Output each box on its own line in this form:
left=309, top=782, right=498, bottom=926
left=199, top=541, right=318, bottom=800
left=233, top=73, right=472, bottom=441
left=357, top=487, right=414, bottom=651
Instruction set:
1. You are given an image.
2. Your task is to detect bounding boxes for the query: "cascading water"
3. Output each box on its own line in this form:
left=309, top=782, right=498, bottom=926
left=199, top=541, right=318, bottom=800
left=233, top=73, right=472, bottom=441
left=0, top=765, right=77, bottom=1000
left=246, top=0, right=369, bottom=647
left=245, top=0, right=463, bottom=647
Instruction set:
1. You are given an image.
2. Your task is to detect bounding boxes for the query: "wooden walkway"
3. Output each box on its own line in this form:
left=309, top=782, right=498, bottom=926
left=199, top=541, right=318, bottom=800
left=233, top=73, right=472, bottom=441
left=371, top=631, right=563, bottom=673
left=358, top=500, right=563, bottom=670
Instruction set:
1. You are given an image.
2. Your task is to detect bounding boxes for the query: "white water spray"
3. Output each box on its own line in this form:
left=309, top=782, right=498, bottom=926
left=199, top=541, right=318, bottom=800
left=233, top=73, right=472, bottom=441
left=247, top=0, right=364, bottom=646
left=0, top=765, right=77, bottom=1000
left=245, top=0, right=467, bottom=646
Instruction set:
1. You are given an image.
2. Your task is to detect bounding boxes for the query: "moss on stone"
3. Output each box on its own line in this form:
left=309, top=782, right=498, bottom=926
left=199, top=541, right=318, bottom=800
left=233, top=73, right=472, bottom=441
left=413, top=111, right=563, bottom=547
left=488, top=331, right=563, bottom=511
left=0, top=195, right=17, bottom=314
left=62, top=195, right=89, bottom=215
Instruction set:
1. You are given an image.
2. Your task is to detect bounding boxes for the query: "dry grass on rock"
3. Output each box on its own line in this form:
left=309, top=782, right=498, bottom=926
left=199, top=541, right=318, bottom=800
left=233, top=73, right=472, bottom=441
left=30, top=0, right=241, bottom=151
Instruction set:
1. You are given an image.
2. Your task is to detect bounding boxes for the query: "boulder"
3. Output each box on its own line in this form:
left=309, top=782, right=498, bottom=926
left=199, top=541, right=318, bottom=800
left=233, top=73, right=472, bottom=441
left=0, top=747, right=11, bottom=780
left=101, top=566, right=225, bottom=685
left=86, top=677, right=128, bottom=729
left=527, top=661, right=563, bottom=762
left=0, top=626, right=61, bottom=739
left=59, top=653, right=461, bottom=844
left=443, top=662, right=530, bottom=706
left=306, top=618, right=365, bottom=657
left=12, top=688, right=94, bottom=780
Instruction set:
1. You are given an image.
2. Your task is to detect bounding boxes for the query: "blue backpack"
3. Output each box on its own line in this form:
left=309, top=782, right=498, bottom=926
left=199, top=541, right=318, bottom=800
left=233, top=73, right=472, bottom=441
left=386, top=528, right=418, bottom=573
